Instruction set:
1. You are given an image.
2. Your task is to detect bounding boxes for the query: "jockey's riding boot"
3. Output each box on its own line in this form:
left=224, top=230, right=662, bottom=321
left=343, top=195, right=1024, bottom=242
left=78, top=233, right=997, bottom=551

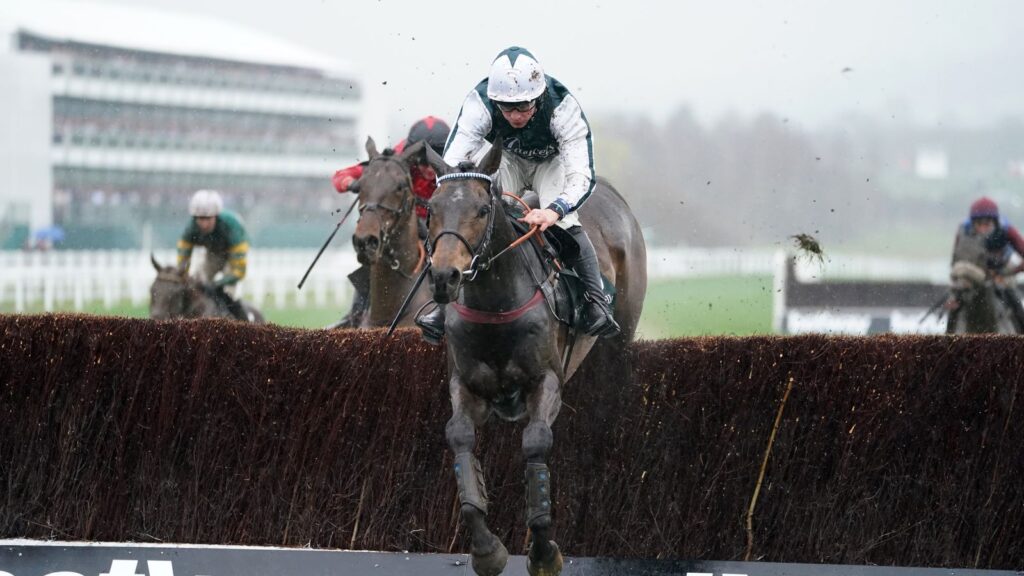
left=417, top=216, right=429, bottom=241
left=225, top=297, right=248, bottom=321
left=565, top=226, right=620, bottom=338
left=215, top=286, right=247, bottom=321
left=330, top=265, right=371, bottom=329
left=416, top=304, right=446, bottom=346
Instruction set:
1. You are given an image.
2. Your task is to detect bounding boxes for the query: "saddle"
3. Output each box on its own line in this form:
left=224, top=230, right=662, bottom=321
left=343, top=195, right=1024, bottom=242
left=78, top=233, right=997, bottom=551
left=502, top=195, right=616, bottom=332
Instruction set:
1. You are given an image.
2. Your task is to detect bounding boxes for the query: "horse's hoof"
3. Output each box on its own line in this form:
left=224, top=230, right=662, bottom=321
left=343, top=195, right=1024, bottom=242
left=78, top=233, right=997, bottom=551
left=527, top=541, right=563, bottom=576
left=471, top=537, right=509, bottom=576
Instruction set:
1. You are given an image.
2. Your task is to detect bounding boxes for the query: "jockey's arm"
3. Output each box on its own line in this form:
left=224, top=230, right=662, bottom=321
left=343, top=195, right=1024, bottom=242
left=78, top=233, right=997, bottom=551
left=176, top=223, right=197, bottom=273
left=216, top=240, right=249, bottom=287
left=443, top=88, right=492, bottom=166
left=332, top=163, right=365, bottom=193
left=549, top=93, right=595, bottom=219
left=1007, top=225, right=1024, bottom=274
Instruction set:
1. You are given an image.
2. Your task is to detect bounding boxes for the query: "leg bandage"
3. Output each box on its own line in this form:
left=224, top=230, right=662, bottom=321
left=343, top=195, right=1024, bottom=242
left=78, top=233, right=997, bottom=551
left=454, top=452, right=488, bottom=514
left=525, top=462, right=552, bottom=525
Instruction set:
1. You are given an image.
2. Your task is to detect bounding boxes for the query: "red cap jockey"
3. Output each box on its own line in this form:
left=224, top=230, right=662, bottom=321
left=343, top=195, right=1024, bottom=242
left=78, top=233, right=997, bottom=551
left=331, top=116, right=451, bottom=219
left=969, top=197, right=999, bottom=220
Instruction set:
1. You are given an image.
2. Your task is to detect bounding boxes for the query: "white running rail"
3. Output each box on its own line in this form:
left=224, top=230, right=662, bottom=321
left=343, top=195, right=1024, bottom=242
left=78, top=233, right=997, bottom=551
left=0, top=248, right=950, bottom=312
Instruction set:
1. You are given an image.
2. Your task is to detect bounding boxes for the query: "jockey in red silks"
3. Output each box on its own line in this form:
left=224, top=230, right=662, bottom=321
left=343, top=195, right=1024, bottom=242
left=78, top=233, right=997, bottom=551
left=332, top=116, right=451, bottom=221
left=329, top=116, right=451, bottom=329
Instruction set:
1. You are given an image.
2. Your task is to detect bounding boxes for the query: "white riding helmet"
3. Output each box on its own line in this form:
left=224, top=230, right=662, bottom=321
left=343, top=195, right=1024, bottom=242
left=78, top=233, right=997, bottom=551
left=189, top=189, right=223, bottom=217
left=486, top=46, right=547, bottom=103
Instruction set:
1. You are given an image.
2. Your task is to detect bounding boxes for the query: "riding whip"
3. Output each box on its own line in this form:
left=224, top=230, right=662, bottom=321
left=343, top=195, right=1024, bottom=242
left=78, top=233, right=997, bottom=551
left=919, top=293, right=950, bottom=324
left=297, top=196, right=359, bottom=289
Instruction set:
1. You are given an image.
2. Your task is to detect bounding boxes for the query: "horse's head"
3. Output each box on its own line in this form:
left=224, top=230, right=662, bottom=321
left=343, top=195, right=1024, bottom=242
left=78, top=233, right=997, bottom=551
left=352, top=137, right=423, bottom=265
left=950, top=260, right=988, bottom=302
left=149, top=253, right=192, bottom=319
left=424, top=139, right=504, bottom=304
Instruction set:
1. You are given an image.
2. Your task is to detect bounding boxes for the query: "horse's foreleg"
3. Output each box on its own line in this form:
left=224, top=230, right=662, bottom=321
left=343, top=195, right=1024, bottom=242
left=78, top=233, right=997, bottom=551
left=446, top=404, right=507, bottom=576
left=523, top=371, right=563, bottom=576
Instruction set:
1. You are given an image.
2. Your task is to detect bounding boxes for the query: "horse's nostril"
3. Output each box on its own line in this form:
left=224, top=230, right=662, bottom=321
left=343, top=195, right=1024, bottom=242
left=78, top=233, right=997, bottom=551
left=447, top=268, right=462, bottom=286
left=354, top=235, right=379, bottom=253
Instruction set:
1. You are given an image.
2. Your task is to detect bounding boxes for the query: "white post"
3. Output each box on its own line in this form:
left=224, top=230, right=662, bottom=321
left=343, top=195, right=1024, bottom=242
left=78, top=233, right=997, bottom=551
left=14, top=275, right=25, bottom=312
left=771, top=250, right=789, bottom=334
left=42, top=267, right=54, bottom=312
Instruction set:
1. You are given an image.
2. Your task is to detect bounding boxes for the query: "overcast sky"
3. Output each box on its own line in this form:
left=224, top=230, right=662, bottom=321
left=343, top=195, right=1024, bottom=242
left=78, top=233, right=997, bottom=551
left=60, top=0, right=1024, bottom=138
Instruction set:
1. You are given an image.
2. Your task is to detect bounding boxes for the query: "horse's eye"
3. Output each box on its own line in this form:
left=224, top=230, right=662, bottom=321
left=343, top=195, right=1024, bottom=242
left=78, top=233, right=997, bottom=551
left=477, top=205, right=491, bottom=218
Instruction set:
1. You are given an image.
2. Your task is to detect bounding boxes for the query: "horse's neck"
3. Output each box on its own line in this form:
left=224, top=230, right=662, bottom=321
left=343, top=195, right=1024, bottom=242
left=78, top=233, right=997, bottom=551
left=186, top=285, right=221, bottom=318
left=965, top=286, right=998, bottom=332
left=459, top=212, right=539, bottom=311
left=367, top=214, right=424, bottom=325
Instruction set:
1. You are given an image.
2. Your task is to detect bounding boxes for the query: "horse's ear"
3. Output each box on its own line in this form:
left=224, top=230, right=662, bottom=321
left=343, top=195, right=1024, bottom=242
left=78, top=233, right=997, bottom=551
left=425, top=142, right=453, bottom=177
left=478, top=137, right=503, bottom=176
left=365, top=136, right=380, bottom=160
left=151, top=253, right=161, bottom=271
left=397, top=140, right=426, bottom=165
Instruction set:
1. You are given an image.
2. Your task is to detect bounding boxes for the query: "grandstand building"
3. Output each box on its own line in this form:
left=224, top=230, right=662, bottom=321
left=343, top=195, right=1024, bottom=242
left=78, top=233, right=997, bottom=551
left=0, top=1, right=361, bottom=249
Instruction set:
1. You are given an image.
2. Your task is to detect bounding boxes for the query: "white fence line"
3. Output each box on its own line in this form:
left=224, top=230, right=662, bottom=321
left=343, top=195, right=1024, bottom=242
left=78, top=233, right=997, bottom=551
left=0, top=248, right=950, bottom=313
left=0, top=249, right=358, bottom=313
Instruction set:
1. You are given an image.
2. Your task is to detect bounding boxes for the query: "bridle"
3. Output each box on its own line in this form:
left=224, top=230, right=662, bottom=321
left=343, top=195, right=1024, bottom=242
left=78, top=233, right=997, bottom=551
left=152, top=270, right=196, bottom=317
left=427, top=172, right=499, bottom=282
left=356, top=154, right=423, bottom=278
left=427, top=172, right=541, bottom=283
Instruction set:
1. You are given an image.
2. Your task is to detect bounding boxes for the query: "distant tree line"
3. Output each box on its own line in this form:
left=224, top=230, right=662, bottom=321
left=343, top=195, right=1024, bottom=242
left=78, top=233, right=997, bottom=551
left=591, top=108, right=1024, bottom=256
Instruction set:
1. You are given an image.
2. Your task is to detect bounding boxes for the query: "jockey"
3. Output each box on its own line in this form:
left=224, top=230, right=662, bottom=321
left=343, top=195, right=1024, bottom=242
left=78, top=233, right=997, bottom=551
left=332, top=115, right=451, bottom=219
left=950, top=196, right=1024, bottom=325
left=330, top=116, right=451, bottom=328
left=177, top=189, right=250, bottom=320
left=416, top=46, right=620, bottom=344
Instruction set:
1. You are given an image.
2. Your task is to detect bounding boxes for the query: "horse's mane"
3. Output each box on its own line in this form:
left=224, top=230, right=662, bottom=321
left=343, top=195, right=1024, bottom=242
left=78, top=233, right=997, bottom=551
left=155, top=268, right=184, bottom=281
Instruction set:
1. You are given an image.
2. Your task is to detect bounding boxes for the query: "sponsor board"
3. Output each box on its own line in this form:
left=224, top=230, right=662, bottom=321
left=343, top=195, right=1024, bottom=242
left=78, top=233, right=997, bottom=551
left=785, top=308, right=946, bottom=335
left=774, top=256, right=949, bottom=335
left=0, top=541, right=1019, bottom=576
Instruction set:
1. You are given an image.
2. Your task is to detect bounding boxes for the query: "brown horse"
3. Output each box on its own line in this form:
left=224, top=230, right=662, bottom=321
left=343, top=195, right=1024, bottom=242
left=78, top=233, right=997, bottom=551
left=349, top=137, right=431, bottom=327
left=149, top=255, right=264, bottom=322
left=423, top=141, right=646, bottom=576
